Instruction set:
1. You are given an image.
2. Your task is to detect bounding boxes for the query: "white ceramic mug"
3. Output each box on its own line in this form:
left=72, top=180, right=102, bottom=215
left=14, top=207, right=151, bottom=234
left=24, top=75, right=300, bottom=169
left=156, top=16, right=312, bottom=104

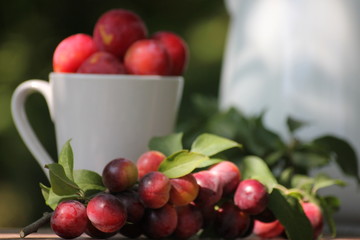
left=11, top=73, right=183, bottom=176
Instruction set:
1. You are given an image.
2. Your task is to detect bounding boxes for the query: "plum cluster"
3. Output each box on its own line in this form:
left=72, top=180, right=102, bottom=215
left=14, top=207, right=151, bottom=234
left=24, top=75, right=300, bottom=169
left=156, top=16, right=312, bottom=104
left=50, top=151, right=324, bottom=239
left=53, top=9, right=188, bottom=76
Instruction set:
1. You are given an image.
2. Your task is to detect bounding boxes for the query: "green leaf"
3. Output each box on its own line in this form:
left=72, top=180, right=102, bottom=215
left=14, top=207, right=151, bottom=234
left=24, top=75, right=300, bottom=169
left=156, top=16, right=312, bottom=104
left=313, top=135, right=360, bottom=182
left=292, top=151, right=330, bottom=169
left=206, top=107, right=243, bottom=140
left=159, top=150, right=209, bottom=178
left=291, top=174, right=314, bottom=193
left=149, top=132, right=183, bottom=156
left=46, top=188, right=78, bottom=210
left=74, top=169, right=106, bottom=195
left=191, top=133, right=242, bottom=157
left=286, top=190, right=304, bottom=200
left=287, top=116, right=308, bottom=134
left=312, top=173, right=346, bottom=194
left=319, top=196, right=340, bottom=237
left=58, top=139, right=74, bottom=181
left=46, top=163, right=80, bottom=196
left=39, top=183, right=50, bottom=201
left=237, top=113, right=285, bottom=157
left=265, top=150, right=285, bottom=166
left=268, top=188, right=313, bottom=240
left=279, top=167, right=294, bottom=188
left=192, top=94, right=218, bottom=118
left=196, top=158, right=223, bottom=169
left=239, top=156, right=277, bottom=191
left=321, top=195, right=340, bottom=212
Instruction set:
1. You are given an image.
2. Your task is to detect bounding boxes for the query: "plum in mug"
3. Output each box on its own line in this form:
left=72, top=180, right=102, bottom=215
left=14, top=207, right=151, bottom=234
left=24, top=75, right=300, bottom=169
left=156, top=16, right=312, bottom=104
left=11, top=73, right=183, bottom=176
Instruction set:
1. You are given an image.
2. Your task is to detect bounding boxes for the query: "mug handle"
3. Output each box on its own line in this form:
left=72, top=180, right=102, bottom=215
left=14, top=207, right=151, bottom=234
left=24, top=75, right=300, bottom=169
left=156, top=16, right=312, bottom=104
left=11, top=80, right=54, bottom=177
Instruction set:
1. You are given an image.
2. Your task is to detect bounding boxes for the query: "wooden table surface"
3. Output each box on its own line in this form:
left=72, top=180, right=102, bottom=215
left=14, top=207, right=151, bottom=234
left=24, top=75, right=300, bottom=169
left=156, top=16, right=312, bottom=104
left=1, top=228, right=359, bottom=239
left=1, top=234, right=360, bottom=240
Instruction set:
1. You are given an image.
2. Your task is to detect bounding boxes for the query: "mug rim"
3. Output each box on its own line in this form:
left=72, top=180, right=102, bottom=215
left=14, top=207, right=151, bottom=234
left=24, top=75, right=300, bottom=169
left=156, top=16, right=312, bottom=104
left=49, top=72, right=184, bottom=81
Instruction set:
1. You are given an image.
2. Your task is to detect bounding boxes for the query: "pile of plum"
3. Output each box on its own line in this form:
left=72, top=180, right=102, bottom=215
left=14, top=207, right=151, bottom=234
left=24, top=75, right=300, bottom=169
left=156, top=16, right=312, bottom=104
left=50, top=150, right=323, bottom=239
left=53, top=9, right=188, bottom=76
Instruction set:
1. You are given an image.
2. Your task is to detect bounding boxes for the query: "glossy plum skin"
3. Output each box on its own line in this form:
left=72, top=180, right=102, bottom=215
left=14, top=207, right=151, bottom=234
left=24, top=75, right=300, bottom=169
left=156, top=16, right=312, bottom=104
left=138, top=171, right=171, bottom=209
left=253, top=219, right=284, bottom=238
left=53, top=33, right=97, bottom=73
left=86, top=193, right=127, bottom=233
left=302, top=202, right=324, bottom=239
left=77, top=51, right=126, bottom=74
left=194, top=203, right=217, bottom=228
left=141, top=203, right=178, bottom=239
left=93, top=9, right=147, bottom=59
left=124, top=39, right=171, bottom=75
left=102, top=158, right=138, bottom=193
left=119, top=223, right=142, bottom=239
left=116, top=190, right=145, bottom=223
left=193, top=171, right=223, bottom=207
left=215, top=201, right=251, bottom=238
left=50, top=200, right=88, bottom=239
left=85, top=220, right=117, bottom=239
left=254, top=207, right=276, bottom=223
left=169, top=174, right=199, bottom=206
left=241, top=217, right=255, bottom=238
left=234, top=179, right=269, bottom=215
left=173, top=204, right=203, bottom=239
left=152, top=31, right=189, bottom=75
left=136, top=151, right=166, bottom=180
left=209, top=161, right=241, bottom=195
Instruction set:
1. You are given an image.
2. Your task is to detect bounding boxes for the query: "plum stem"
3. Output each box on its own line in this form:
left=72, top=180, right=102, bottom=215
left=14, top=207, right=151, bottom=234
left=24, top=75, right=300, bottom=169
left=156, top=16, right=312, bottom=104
left=20, top=212, right=53, bottom=238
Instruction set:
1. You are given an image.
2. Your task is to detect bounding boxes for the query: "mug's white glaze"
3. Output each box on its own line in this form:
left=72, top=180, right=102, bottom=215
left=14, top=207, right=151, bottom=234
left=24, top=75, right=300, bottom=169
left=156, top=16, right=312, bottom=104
left=12, top=73, right=183, bottom=176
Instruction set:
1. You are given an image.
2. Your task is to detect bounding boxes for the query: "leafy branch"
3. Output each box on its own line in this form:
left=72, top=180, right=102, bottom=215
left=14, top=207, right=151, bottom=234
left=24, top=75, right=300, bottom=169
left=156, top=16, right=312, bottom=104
left=40, top=140, right=106, bottom=210
left=177, top=94, right=359, bottom=238
left=150, top=132, right=242, bottom=178
left=180, top=95, right=359, bottom=183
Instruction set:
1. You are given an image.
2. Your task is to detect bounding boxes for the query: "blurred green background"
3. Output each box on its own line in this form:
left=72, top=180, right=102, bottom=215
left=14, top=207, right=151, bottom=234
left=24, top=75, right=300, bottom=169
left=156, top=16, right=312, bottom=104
left=0, top=1, right=229, bottom=227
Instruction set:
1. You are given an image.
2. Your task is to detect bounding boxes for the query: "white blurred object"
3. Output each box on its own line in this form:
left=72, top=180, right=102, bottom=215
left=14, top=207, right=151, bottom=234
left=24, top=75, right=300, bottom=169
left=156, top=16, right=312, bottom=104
left=220, top=0, right=360, bottom=227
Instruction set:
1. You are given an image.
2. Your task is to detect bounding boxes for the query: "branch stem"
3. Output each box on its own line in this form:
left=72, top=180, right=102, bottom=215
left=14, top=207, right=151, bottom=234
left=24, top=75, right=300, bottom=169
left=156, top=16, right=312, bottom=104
left=20, top=212, right=53, bottom=238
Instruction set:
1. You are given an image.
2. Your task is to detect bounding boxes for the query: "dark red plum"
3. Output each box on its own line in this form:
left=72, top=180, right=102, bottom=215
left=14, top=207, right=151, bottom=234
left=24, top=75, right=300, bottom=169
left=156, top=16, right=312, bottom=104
left=240, top=216, right=255, bottom=238
left=93, top=9, right=147, bottom=59
left=254, top=207, right=276, bottom=223
left=141, top=204, right=178, bottom=239
left=138, top=171, right=171, bottom=209
left=85, top=220, right=117, bottom=239
left=152, top=31, right=189, bottom=75
left=253, top=219, right=284, bottom=238
left=53, top=34, right=97, bottom=73
left=116, top=190, right=145, bottom=223
left=136, top=151, right=166, bottom=180
left=173, top=204, right=203, bottom=239
left=193, top=202, right=217, bottom=228
left=215, top=201, right=251, bottom=238
left=302, top=201, right=324, bottom=239
left=86, top=193, right=127, bottom=233
left=234, top=179, right=269, bottom=215
left=124, top=39, right=171, bottom=75
left=169, top=174, right=199, bottom=206
left=209, top=160, right=241, bottom=195
left=77, top=51, right=126, bottom=74
left=193, top=171, right=223, bottom=207
left=102, top=158, right=138, bottom=193
left=119, top=223, right=142, bottom=239
left=50, top=200, right=88, bottom=239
